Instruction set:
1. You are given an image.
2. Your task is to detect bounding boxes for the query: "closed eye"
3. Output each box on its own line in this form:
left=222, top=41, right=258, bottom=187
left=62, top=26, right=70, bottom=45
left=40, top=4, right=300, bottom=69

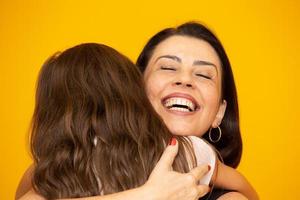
left=196, top=74, right=212, bottom=79
left=160, top=66, right=176, bottom=71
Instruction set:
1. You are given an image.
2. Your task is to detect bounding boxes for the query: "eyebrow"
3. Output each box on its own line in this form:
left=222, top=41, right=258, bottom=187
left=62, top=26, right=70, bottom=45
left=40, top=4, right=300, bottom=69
left=155, top=55, right=181, bottom=63
left=155, top=54, right=217, bottom=69
left=193, top=60, right=217, bottom=68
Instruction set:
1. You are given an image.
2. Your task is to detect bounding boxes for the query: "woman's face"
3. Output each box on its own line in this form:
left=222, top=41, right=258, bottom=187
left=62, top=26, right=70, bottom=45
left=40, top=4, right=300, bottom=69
left=144, top=36, right=227, bottom=136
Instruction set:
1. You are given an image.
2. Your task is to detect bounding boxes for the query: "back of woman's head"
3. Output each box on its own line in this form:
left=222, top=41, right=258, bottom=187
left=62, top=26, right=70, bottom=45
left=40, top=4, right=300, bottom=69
left=31, top=43, right=191, bottom=199
left=137, top=22, right=242, bottom=168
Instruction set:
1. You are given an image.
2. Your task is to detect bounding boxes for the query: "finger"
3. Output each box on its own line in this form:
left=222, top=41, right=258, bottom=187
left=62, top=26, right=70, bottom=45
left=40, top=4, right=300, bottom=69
left=153, top=138, right=178, bottom=172
left=197, top=185, right=210, bottom=198
left=188, top=164, right=210, bottom=181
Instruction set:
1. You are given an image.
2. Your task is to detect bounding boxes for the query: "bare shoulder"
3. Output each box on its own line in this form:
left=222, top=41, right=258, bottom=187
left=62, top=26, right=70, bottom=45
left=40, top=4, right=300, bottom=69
left=217, top=192, right=248, bottom=200
left=15, top=164, right=35, bottom=200
left=17, top=190, right=45, bottom=200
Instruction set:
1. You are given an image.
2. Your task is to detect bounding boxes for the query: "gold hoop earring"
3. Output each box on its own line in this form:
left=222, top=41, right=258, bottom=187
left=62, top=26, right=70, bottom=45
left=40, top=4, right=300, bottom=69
left=208, top=126, right=222, bottom=143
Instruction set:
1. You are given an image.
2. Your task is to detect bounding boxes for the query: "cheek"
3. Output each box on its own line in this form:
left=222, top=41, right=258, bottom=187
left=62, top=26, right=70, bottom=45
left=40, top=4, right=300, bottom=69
left=144, top=78, right=161, bottom=112
left=145, top=74, right=167, bottom=100
left=145, top=82, right=158, bottom=105
left=198, top=83, right=221, bottom=109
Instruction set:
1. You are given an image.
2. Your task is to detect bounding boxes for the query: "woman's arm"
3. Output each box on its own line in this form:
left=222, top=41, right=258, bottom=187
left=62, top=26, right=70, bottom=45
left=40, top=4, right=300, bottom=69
left=188, top=137, right=258, bottom=199
left=17, top=139, right=210, bottom=200
left=19, top=186, right=156, bottom=200
left=214, top=159, right=259, bottom=200
left=16, top=166, right=157, bottom=200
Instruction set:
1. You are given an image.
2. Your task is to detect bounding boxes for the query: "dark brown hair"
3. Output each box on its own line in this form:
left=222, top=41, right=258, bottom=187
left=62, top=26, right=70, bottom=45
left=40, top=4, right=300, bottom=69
left=136, top=22, right=242, bottom=168
left=31, top=43, right=194, bottom=199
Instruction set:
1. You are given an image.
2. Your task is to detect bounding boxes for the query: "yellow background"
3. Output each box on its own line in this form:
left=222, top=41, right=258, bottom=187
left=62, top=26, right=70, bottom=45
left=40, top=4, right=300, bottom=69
left=1, top=0, right=299, bottom=199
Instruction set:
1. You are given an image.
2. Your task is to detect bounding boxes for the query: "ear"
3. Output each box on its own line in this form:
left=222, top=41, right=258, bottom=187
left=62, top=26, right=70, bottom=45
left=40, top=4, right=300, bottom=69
left=212, top=100, right=227, bottom=128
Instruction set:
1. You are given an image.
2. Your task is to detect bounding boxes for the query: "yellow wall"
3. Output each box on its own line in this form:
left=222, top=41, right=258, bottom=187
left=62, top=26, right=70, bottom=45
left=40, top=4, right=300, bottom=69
left=1, top=0, right=299, bottom=199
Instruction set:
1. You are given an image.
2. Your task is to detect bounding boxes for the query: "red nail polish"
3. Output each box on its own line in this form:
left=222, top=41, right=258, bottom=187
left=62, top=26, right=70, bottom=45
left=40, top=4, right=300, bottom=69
left=169, top=138, right=176, bottom=146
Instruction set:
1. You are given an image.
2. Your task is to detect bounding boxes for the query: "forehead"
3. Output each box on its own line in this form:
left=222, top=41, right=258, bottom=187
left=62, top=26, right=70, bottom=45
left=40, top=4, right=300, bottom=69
left=150, top=36, right=221, bottom=67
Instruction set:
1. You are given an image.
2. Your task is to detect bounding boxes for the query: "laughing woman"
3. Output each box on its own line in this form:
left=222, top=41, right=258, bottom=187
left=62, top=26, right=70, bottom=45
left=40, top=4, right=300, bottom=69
left=136, top=22, right=258, bottom=199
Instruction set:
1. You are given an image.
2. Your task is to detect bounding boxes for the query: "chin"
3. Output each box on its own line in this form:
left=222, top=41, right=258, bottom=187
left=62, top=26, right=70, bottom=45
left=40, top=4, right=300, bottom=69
left=168, top=125, right=195, bottom=136
left=167, top=125, right=206, bottom=137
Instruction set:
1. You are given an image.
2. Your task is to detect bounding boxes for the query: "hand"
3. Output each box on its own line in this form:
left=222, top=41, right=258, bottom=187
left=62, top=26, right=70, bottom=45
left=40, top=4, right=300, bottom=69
left=143, top=138, right=210, bottom=200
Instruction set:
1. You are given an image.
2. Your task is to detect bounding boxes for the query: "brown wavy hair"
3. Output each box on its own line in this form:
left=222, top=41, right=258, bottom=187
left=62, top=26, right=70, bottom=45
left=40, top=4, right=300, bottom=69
left=31, top=43, right=195, bottom=199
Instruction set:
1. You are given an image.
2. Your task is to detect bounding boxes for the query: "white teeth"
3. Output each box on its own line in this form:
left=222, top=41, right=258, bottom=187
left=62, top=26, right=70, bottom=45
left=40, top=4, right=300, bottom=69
left=164, top=97, right=196, bottom=111
left=169, top=107, right=190, bottom=112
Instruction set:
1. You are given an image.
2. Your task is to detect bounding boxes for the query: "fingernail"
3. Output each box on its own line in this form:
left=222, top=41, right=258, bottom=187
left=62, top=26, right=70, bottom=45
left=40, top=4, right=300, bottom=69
left=169, top=138, right=177, bottom=145
left=208, top=165, right=211, bottom=171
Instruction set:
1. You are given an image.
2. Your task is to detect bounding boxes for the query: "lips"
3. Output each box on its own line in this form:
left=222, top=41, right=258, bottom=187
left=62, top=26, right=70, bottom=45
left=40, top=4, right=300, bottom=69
left=162, top=93, right=200, bottom=113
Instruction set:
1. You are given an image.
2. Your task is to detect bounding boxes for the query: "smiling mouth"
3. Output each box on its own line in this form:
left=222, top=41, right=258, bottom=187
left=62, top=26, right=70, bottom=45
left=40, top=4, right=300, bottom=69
left=162, top=97, right=199, bottom=113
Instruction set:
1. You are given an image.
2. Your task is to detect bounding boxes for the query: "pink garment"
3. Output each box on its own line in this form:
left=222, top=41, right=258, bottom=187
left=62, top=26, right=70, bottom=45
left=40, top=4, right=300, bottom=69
left=188, top=136, right=216, bottom=185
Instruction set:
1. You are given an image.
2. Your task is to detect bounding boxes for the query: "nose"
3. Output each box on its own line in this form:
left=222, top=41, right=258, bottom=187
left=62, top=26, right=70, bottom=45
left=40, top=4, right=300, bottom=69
left=174, top=81, right=193, bottom=88
left=172, top=72, right=194, bottom=88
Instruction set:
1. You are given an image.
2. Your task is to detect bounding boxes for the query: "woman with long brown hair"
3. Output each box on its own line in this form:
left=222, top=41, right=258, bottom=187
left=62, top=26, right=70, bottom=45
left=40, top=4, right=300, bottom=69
left=19, top=43, right=211, bottom=200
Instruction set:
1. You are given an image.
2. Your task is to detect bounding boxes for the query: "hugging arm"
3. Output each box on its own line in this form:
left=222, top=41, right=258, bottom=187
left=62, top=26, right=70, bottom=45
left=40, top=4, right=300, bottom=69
left=213, top=159, right=259, bottom=200
left=17, top=140, right=210, bottom=200
left=18, top=187, right=154, bottom=200
left=188, top=136, right=258, bottom=200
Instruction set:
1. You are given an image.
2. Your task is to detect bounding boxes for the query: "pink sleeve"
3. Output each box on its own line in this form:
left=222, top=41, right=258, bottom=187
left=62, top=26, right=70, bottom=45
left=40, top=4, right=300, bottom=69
left=188, top=136, right=216, bottom=185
